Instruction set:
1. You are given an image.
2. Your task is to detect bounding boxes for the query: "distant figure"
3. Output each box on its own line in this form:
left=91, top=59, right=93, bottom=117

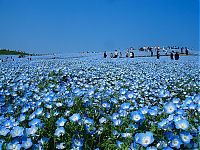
left=130, top=52, right=134, bottom=58
left=185, top=48, right=189, bottom=55
left=110, top=53, right=113, bottom=58
left=119, top=52, right=122, bottom=58
left=181, top=47, right=184, bottom=54
left=113, top=50, right=118, bottom=58
left=126, top=51, right=129, bottom=57
left=104, top=51, right=107, bottom=58
left=170, top=52, right=173, bottom=60
left=150, top=50, right=153, bottom=57
left=13, top=59, right=14, bottom=61
left=175, top=52, right=179, bottom=60
left=156, top=50, right=160, bottom=59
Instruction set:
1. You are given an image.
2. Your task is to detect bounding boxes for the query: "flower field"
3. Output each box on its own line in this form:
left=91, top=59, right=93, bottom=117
left=0, top=55, right=199, bottom=150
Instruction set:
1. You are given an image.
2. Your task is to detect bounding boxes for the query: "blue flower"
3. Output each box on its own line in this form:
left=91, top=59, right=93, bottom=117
left=10, top=126, right=24, bottom=137
left=6, top=141, right=21, bottom=150
left=69, top=113, right=81, bottom=122
left=101, top=101, right=111, bottom=109
left=158, top=119, right=168, bottom=129
left=99, top=117, right=107, bottom=124
left=83, top=117, right=94, bottom=126
left=26, top=126, right=38, bottom=136
left=0, top=127, right=10, bottom=136
left=113, top=119, right=123, bottom=126
left=56, top=142, right=66, bottom=149
left=18, top=114, right=26, bottom=122
left=135, top=131, right=154, bottom=147
left=28, top=118, right=41, bottom=127
left=146, top=146, right=157, bottom=150
left=56, top=117, right=67, bottom=126
left=21, top=138, right=32, bottom=149
left=120, top=88, right=127, bottom=95
left=72, top=138, right=84, bottom=148
left=175, top=119, right=189, bottom=130
left=54, top=127, right=65, bottom=137
left=180, top=132, right=193, bottom=144
left=120, top=102, right=130, bottom=110
left=34, top=107, right=43, bottom=116
left=169, top=135, right=183, bottom=149
left=130, top=110, right=144, bottom=122
left=148, top=109, right=158, bottom=116
left=164, top=102, right=177, bottom=114
left=116, top=140, right=124, bottom=148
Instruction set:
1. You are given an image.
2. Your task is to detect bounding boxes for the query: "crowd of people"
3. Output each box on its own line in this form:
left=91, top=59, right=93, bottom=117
left=103, top=46, right=190, bottom=60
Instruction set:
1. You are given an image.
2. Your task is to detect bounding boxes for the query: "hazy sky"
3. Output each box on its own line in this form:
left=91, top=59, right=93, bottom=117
left=0, top=0, right=199, bottom=54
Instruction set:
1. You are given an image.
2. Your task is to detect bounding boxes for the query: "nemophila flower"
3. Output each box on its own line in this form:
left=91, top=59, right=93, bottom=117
left=0, top=127, right=10, bottom=136
left=72, top=138, right=84, bottom=148
left=172, top=98, right=180, bottom=104
left=67, top=99, right=74, bottom=107
left=111, top=113, right=119, bottom=120
left=26, top=126, right=38, bottom=136
left=99, top=117, right=107, bottom=124
left=22, top=138, right=32, bottom=149
left=28, top=113, right=36, bottom=120
left=56, top=117, right=67, bottom=126
left=164, top=102, right=177, bottom=114
left=163, top=147, right=173, bottom=150
left=120, top=102, right=130, bottom=110
left=169, top=135, right=183, bottom=149
left=116, top=140, right=124, bottom=148
left=64, top=110, right=71, bottom=117
left=119, top=110, right=128, bottom=117
left=135, top=131, right=154, bottom=147
left=113, top=119, right=123, bottom=126
left=45, top=103, right=52, bottom=109
left=140, top=107, right=149, bottom=114
left=158, top=119, right=168, bottom=129
left=56, top=142, right=66, bottom=149
left=121, top=132, right=132, bottom=138
left=180, top=132, right=193, bottom=144
left=156, top=141, right=168, bottom=149
left=28, top=118, right=41, bottom=127
left=101, top=101, right=111, bottom=109
left=18, top=114, right=26, bottom=122
left=54, top=127, right=65, bottom=137
left=6, top=141, right=21, bottom=150
left=10, top=126, right=24, bottom=137
left=175, top=119, right=189, bottom=130
left=126, top=91, right=134, bottom=99
left=146, top=146, right=157, bottom=150
left=110, top=98, right=118, bottom=104
left=34, top=108, right=43, bottom=116
left=83, top=117, right=94, bottom=126
left=69, top=113, right=81, bottom=122
left=4, top=120, right=13, bottom=128
left=188, top=103, right=197, bottom=110
left=120, top=88, right=127, bottom=95
left=112, top=130, right=120, bottom=136
left=148, top=109, right=158, bottom=116
left=130, top=110, right=144, bottom=122
left=85, top=126, right=96, bottom=135
left=38, top=137, right=50, bottom=145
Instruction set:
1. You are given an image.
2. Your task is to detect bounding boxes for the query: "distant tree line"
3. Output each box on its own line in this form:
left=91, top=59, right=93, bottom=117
left=0, top=49, right=42, bottom=56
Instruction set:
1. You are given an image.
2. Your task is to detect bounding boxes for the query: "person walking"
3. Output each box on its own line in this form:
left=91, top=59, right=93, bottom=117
left=175, top=52, right=179, bottom=60
left=104, top=51, right=107, bottom=58
left=150, top=50, right=153, bottom=57
left=156, top=50, right=160, bottom=59
left=170, top=52, right=173, bottom=60
left=185, top=48, right=189, bottom=55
